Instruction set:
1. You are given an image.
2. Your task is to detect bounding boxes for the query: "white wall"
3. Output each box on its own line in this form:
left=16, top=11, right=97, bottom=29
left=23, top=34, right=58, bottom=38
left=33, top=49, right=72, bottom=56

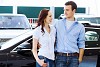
left=0, top=0, right=100, bottom=16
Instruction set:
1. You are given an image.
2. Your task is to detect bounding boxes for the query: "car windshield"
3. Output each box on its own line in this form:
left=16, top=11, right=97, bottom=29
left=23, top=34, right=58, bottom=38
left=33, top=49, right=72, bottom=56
left=77, top=17, right=100, bottom=24
left=0, top=16, right=30, bottom=29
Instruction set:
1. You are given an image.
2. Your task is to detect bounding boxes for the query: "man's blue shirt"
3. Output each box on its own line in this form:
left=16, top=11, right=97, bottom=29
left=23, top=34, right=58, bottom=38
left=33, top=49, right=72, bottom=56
left=54, top=18, right=85, bottom=53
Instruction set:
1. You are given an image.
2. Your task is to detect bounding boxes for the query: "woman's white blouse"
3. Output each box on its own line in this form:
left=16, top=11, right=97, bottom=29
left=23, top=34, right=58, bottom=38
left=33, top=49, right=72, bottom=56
left=33, top=25, right=56, bottom=60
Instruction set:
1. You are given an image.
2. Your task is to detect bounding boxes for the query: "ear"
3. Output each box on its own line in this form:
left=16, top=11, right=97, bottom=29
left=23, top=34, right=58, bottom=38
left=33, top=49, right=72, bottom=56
left=73, top=9, right=76, bottom=13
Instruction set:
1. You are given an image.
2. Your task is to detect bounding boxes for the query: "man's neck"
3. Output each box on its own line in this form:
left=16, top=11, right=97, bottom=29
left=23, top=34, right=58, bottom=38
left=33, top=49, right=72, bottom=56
left=66, top=16, right=75, bottom=21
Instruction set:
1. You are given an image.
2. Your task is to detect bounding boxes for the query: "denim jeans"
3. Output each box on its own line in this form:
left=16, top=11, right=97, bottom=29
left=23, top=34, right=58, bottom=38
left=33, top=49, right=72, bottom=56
left=36, top=56, right=54, bottom=67
left=55, top=54, right=79, bottom=67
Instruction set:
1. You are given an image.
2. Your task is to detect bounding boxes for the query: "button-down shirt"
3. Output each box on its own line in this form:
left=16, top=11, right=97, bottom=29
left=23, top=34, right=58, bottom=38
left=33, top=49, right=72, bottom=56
left=54, top=18, right=85, bottom=53
left=33, top=25, right=56, bottom=60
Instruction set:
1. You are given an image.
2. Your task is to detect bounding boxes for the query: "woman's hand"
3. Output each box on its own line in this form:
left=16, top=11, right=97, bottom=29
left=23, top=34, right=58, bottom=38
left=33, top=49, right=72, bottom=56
left=38, top=59, right=47, bottom=67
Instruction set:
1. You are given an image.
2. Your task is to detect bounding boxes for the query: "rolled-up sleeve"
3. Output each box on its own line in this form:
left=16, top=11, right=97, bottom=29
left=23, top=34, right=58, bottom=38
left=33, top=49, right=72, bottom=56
left=77, top=26, right=85, bottom=49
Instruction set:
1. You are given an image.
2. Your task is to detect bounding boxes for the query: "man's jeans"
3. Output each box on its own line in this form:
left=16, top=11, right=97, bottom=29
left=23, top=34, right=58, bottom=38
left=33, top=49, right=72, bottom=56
left=55, top=54, right=79, bottom=67
left=36, top=56, right=54, bottom=67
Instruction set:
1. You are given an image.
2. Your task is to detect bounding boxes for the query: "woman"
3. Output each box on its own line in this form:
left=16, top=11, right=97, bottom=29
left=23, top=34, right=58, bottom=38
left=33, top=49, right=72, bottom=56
left=32, top=8, right=56, bottom=67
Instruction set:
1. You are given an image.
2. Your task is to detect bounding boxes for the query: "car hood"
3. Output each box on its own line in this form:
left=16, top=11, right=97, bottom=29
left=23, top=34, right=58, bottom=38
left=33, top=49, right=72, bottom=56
left=0, top=30, right=32, bottom=39
left=0, top=31, right=33, bottom=53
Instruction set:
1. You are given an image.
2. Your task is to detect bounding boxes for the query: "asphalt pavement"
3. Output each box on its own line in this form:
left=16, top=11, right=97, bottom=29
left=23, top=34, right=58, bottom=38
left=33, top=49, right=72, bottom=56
left=79, top=56, right=97, bottom=67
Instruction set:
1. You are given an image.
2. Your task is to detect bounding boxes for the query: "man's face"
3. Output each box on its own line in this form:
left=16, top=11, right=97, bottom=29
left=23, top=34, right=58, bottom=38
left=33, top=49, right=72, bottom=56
left=64, top=5, right=75, bottom=19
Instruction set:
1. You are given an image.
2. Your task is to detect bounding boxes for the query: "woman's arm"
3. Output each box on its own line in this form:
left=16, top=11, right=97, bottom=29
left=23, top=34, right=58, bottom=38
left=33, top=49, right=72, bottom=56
left=32, top=38, right=47, bottom=66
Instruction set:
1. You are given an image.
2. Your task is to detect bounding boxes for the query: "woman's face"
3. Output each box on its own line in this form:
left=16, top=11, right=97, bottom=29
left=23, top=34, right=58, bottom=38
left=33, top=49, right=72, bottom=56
left=45, top=11, right=52, bottom=24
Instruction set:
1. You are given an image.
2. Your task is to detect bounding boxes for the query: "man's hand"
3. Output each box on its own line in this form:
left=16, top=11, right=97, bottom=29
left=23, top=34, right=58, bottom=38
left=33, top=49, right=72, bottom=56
left=37, top=43, right=41, bottom=49
left=79, top=58, right=82, bottom=63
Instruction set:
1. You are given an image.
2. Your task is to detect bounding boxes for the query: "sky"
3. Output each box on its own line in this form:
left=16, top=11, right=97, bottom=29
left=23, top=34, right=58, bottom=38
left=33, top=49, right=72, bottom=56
left=0, top=0, right=97, bottom=7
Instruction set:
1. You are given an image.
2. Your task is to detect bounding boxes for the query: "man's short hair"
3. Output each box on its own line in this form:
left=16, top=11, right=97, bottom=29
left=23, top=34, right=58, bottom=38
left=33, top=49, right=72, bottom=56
left=65, top=1, right=77, bottom=11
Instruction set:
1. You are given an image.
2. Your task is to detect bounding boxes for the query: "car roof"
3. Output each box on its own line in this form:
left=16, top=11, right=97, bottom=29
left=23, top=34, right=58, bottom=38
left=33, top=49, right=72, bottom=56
left=60, top=13, right=100, bottom=18
left=75, top=14, right=93, bottom=18
left=75, top=13, right=100, bottom=18
left=0, top=13, right=26, bottom=16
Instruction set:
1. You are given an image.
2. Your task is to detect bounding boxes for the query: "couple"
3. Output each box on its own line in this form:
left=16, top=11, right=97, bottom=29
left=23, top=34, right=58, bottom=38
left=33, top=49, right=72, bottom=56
left=32, top=1, right=85, bottom=67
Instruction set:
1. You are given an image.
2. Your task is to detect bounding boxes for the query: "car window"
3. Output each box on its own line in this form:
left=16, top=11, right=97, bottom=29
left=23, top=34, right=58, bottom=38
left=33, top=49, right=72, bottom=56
left=0, top=16, right=30, bottom=29
left=13, top=42, right=31, bottom=51
left=96, top=17, right=100, bottom=24
left=77, top=17, right=100, bottom=24
left=12, top=38, right=32, bottom=51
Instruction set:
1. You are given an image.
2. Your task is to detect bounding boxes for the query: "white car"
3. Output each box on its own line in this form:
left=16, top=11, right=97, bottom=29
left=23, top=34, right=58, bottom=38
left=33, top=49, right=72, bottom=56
left=0, top=14, right=32, bottom=46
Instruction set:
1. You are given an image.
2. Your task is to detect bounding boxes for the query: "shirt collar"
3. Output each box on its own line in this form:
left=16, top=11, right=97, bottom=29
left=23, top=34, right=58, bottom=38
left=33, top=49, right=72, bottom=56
left=62, top=18, right=78, bottom=24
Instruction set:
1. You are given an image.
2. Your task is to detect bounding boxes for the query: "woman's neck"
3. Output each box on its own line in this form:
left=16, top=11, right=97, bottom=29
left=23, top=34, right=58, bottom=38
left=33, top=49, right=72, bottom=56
left=44, top=23, right=49, bottom=28
left=44, top=23, right=50, bottom=33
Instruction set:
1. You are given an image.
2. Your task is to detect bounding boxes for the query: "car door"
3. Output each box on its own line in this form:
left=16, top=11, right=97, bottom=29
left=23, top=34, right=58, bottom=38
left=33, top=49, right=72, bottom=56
left=6, top=38, right=36, bottom=67
left=0, top=53, right=8, bottom=67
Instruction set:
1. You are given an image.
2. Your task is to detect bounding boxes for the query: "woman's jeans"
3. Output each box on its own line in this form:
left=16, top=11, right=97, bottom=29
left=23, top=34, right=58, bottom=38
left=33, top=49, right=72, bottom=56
left=36, top=56, right=54, bottom=67
left=55, top=54, right=79, bottom=67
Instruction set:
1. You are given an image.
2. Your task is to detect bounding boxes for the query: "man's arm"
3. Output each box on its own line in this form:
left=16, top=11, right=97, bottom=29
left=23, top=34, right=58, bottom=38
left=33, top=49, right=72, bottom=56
left=79, top=48, right=84, bottom=63
left=78, top=25, right=85, bottom=63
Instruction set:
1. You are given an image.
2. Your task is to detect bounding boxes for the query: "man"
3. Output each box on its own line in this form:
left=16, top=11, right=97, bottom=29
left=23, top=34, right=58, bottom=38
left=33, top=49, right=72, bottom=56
left=54, top=1, right=85, bottom=67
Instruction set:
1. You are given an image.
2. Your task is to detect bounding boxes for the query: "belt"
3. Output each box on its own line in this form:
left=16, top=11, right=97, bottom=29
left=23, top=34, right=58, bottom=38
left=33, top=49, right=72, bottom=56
left=56, top=52, right=79, bottom=57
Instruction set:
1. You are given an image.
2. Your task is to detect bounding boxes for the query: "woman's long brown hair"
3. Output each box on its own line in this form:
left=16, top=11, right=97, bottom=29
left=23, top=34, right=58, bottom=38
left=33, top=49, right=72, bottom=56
left=36, top=8, right=49, bottom=33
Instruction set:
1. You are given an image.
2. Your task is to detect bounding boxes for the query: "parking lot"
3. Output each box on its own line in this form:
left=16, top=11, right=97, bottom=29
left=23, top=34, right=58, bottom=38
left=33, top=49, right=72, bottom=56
left=0, top=0, right=100, bottom=67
